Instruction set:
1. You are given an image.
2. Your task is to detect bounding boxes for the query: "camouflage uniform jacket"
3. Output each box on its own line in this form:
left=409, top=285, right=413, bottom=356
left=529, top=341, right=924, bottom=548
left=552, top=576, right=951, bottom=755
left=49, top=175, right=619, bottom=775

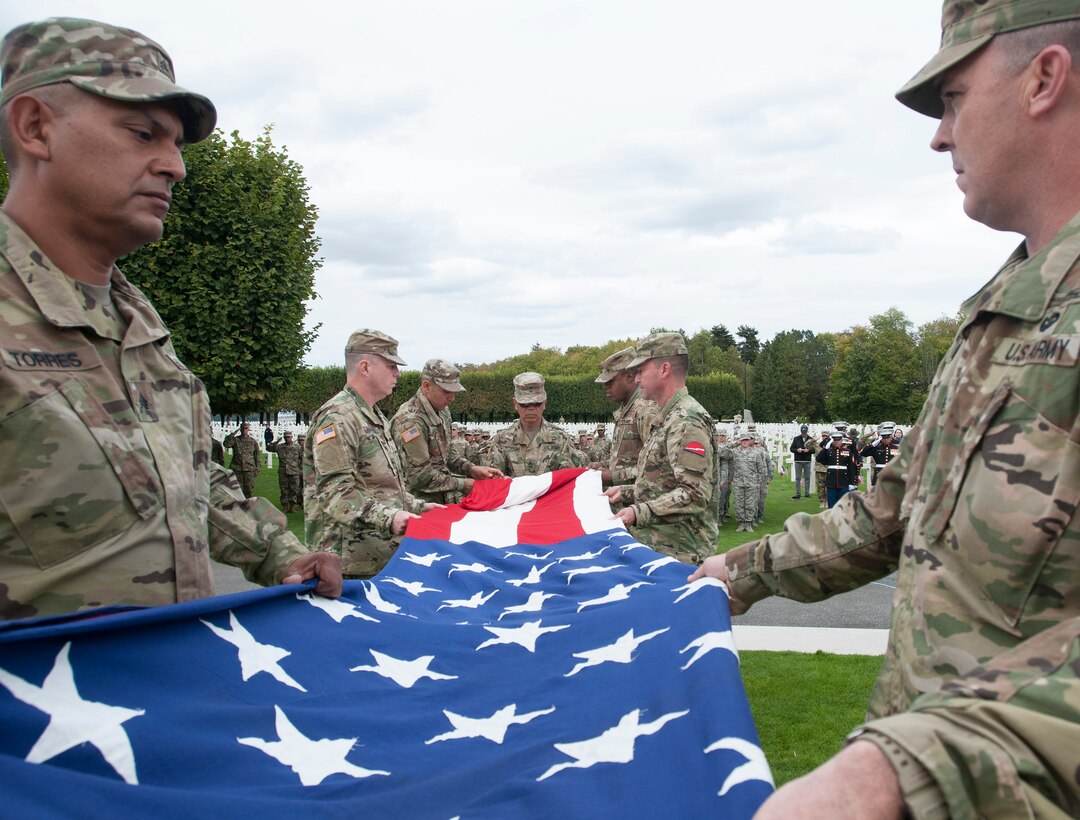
left=724, top=219, right=1080, bottom=817
left=609, top=388, right=657, bottom=485
left=730, top=444, right=768, bottom=487
left=266, top=440, right=303, bottom=476
left=618, top=387, right=717, bottom=560
left=0, top=215, right=307, bottom=619
left=488, top=420, right=584, bottom=477
left=447, top=437, right=469, bottom=467
left=303, top=386, right=424, bottom=575
left=716, top=443, right=734, bottom=485
left=222, top=431, right=260, bottom=473
left=390, top=390, right=475, bottom=503
left=588, top=436, right=612, bottom=464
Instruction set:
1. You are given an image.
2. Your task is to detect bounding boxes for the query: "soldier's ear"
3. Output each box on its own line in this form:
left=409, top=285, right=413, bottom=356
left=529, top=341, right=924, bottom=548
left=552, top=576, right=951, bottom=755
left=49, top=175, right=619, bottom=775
left=4, top=93, right=56, bottom=164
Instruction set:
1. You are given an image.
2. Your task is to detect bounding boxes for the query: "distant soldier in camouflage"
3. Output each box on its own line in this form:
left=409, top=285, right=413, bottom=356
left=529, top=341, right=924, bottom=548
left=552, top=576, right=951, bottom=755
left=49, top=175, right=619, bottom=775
left=714, top=429, right=732, bottom=525
left=605, top=333, right=716, bottom=562
left=266, top=431, right=303, bottom=513
left=447, top=422, right=468, bottom=465
left=223, top=422, right=261, bottom=498
left=0, top=17, right=340, bottom=619
left=588, top=424, right=612, bottom=463
left=747, top=427, right=773, bottom=525
left=590, top=346, right=656, bottom=487
left=691, top=3, right=1080, bottom=816
left=390, top=359, right=503, bottom=505
left=487, top=373, right=585, bottom=477
left=304, top=330, right=440, bottom=578
left=730, top=432, right=767, bottom=533
left=210, top=428, right=226, bottom=467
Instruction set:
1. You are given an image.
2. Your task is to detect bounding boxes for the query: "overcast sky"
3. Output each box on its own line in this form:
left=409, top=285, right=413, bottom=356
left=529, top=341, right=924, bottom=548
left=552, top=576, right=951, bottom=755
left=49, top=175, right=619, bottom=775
left=4, top=2, right=1022, bottom=367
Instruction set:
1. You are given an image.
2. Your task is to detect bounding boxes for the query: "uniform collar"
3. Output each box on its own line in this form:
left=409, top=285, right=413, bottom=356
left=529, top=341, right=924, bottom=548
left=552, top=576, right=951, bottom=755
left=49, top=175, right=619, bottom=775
left=0, top=211, right=169, bottom=346
left=961, top=209, right=1080, bottom=325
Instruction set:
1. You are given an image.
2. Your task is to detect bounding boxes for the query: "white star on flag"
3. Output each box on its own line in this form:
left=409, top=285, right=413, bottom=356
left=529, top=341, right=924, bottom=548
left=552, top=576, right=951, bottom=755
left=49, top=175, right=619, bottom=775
left=359, top=581, right=415, bottom=617
left=203, top=612, right=306, bottom=692
left=557, top=547, right=610, bottom=563
left=381, top=577, right=441, bottom=596
left=476, top=620, right=571, bottom=653
left=448, top=562, right=500, bottom=576
left=0, top=643, right=144, bottom=785
left=565, top=628, right=670, bottom=677
left=505, top=549, right=552, bottom=560
left=641, top=556, right=680, bottom=575
left=425, top=704, right=556, bottom=745
left=497, top=590, right=562, bottom=620
left=297, top=592, right=379, bottom=623
left=563, top=565, right=619, bottom=584
left=350, top=650, right=459, bottom=688
left=537, top=708, right=689, bottom=781
left=437, top=589, right=498, bottom=611
left=577, top=581, right=652, bottom=613
left=507, top=563, right=555, bottom=587
left=238, top=705, right=390, bottom=785
left=680, top=631, right=739, bottom=669
left=672, top=577, right=729, bottom=603
left=705, top=737, right=775, bottom=796
left=401, top=552, right=451, bottom=567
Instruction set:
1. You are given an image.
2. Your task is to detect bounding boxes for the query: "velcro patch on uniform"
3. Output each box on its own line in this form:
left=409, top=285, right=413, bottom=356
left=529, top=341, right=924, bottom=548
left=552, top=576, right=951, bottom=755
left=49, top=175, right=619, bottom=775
left=991, top=334, right=1080, bottom=367
left=684, top=442, right=706, bottom=457
left=314, top=424, right=337, bottom=444
left=400, top=426, right=421, bottom=444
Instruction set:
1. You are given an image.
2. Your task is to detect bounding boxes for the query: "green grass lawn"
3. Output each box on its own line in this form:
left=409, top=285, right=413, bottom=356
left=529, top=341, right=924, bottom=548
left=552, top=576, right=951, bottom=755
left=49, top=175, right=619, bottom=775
left=243, top=459, right=880, bottom=786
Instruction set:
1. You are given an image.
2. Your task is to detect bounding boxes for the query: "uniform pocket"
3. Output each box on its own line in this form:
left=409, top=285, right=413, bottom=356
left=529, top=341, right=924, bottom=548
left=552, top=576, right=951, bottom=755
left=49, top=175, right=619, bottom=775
left=0, top=380, right=162, bottom=568
left=944, top=390, right=1079, bottom=626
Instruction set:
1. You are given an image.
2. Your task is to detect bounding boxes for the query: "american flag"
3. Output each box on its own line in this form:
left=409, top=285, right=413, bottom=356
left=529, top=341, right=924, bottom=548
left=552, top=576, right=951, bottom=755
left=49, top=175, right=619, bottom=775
left=0, top=469, right=772, bottom=818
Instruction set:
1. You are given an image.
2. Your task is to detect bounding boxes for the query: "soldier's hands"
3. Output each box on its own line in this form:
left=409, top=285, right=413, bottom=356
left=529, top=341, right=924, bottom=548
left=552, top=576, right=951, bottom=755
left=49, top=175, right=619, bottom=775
left=613, top=506, right=636, bottom=526
left=469, top=465, right=504, bottom=480
left=603, top=486, right=622, bottom=504
left=280, top=551, right=343, bottom=598
left=391, top=510, right=418, bottom=535
left=688, top=555, right=749, bottom=614
left=421, top=503, right=445, bottom=512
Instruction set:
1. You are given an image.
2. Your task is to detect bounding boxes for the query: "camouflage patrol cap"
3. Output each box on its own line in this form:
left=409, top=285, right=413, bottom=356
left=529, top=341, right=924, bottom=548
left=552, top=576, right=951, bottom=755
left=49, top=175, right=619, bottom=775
left=513, top=372, right=547, bottom=403
left=594, top=347, right=638, bottom=383
left=451, top=422, right=465, bottom=431
left=0, top=17, right=216, bottom=143
left=422, top=359, right=466, bottom=393
left=896, top=1, right=1080, bottom=117
left=626, top=332, right=688, bottom=369
left=345, top=328, right=407, bottom=366
left=736, top=431, right=754, bottom=442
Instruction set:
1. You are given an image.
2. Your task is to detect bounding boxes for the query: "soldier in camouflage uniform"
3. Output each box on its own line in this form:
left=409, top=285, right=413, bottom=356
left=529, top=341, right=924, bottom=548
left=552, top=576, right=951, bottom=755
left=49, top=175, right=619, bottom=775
left=605, top=333, right=717, bottom=563
left=266, top=431, right=303, bottom=513
left=390, top=359, right=502, bottom=505
left=714, top=429, right=732, bottom=525
left=0, top=17, right=341, bottom=619
left=813, top=429, right=831, bottom=509
left=730, top=432, right=767, bottom=533
left=487, top=373, right=585, bottom=477
left=588, top=425, right=612, bottom=463
left=591, top=346, right=656, bottom=487
left=304, top=330, right=438, bottom=578
left=222, top=422, right=261, bottom=499
left=692, top=3, right=1080, bottom=816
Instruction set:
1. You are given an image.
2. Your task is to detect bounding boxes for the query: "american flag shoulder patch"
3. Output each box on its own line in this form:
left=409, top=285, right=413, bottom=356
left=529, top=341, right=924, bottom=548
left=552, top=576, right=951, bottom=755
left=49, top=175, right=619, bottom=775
left=400, top=426, right=421, bottom=444
left=314, top=424, right=337, bottom=444
left=684, top=441, right=706, bottom=457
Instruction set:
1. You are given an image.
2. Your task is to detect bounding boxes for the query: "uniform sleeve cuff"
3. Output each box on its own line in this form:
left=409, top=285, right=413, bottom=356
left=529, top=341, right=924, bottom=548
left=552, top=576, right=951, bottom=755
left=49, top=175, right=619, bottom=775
left=846, top=729, right=945, bottom=820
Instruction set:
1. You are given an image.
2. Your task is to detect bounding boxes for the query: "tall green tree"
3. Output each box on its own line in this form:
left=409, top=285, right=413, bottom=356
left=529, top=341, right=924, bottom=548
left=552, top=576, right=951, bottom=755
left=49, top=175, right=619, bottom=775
left=828, top=308, right=921, bottom=422
left=710, top=324, right=736, bottom=350
left=751, top=330, right=834, bottom=421
left=914, top=314, right=963, bottom=401
left=736, top=325, right=760, bottom=365
left=123, top=127, right=320, bottom=415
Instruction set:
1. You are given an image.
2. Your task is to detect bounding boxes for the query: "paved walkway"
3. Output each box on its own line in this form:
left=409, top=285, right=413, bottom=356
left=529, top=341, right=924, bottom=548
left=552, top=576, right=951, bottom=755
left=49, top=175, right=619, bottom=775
left=734, top=625, right=888, bottom=655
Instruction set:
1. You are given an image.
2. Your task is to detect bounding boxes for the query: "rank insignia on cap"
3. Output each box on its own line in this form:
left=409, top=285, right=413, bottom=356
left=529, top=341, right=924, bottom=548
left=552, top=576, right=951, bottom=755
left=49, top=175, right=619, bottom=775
left=401, top=426, right=421, bottom=443
left=314, top=425, right=337, bottom=444
left=684, top=442, right=706, bottom=456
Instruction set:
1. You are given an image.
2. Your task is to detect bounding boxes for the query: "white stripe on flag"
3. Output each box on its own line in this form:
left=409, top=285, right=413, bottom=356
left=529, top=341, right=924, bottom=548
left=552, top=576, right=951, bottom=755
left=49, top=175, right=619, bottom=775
left=502, top=472, right=553, bottom=508
left=573, top=471, right=623, bottom=534
left=449, top=500, right=537, bottom=547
